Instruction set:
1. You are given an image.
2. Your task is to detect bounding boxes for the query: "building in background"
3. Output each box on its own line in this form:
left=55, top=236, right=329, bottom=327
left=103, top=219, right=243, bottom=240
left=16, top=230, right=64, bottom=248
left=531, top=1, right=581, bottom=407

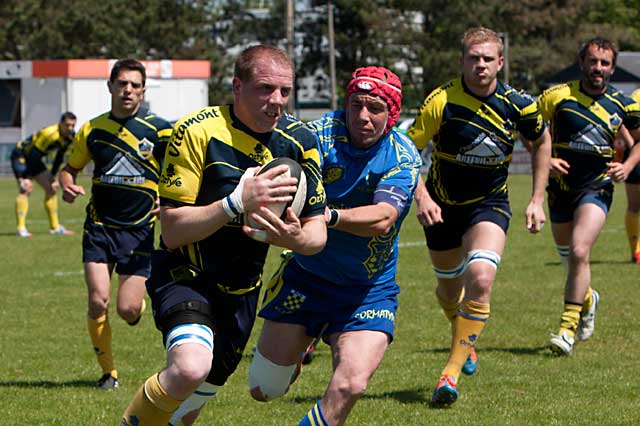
left=0, top=59, right=210, bottom=176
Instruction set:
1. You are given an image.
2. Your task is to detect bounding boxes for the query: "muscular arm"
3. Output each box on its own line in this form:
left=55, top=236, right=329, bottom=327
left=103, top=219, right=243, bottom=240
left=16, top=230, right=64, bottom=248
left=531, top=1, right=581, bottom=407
left=59, top=165, right=85, bottom=203
left=524, top=129, right=552, bottom=232
left=160, top=202, right=232, bottom=249
left=330, top=202, right=399, bottom=238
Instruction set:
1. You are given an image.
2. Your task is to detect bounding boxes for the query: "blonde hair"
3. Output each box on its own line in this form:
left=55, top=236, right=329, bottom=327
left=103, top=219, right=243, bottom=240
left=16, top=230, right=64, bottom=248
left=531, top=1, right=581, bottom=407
left=461, top=27, right=504, bottom=56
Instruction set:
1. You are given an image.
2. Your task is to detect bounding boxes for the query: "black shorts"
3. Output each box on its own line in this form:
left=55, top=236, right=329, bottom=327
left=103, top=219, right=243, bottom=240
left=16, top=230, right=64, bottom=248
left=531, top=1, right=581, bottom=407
left=547, top=183, right=613, bottom=223
left=146, top=250, right=260, bottom=386
left=424, top=197, right=511, bottom=251
left=10, top=146, right=46, bottom=179
left=624, top=148, right=640, bottom=184
left=82, top=220, right=154, bottom=276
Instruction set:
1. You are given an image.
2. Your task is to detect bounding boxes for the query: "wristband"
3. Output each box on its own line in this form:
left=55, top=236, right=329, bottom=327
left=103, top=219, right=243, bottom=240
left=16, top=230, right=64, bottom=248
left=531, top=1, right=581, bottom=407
left=222, top=195, right=240, bottom=218
left=327, top=209, right=340, bottom=228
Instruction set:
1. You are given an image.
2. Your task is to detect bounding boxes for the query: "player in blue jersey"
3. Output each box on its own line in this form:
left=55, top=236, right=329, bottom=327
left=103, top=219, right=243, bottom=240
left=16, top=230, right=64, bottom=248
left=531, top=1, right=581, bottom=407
left=248, top=66, right=421, bottom=426
left=59, top=59, right=173, bottom=390
left=121, top=46, right=327, bottom=426
left=11, top=112, right=77, bottom=237
left=538, top=38, right=640, bottom=355
left=409, top=27, right=552, bottom=405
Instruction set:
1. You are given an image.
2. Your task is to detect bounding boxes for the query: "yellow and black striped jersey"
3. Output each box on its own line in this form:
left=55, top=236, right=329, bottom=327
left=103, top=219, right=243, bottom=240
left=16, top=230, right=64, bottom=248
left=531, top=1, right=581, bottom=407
left=409, top=77, right=545, bottom=205
left=539, top=81, right=640, bottom=191
left=18, top=123, right=74, bottom=175
left=632, top=88, right=640, bottom=105
left=159, top=105, right=326, bottom=292
left=68, top=108, right=172, bottom=228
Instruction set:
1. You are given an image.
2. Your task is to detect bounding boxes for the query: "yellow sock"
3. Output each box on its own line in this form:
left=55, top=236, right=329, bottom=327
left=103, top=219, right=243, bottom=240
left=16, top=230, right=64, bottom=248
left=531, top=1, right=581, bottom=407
left=44, top=194, right=60, bottom=230
left=581, top=288, right=593, bottom=316
left=442, top=299, right=490, bottom=381
left=87, top=315, right=116, bottom=377
left=625, top=212, right=640, bottom=256
left=436, top=287, right=465, bottom=323
left=122, top=374, right=183, bottom=425
left=559, top=302, right=582, bottom=337
left=16, top=194, right=29, bottom=230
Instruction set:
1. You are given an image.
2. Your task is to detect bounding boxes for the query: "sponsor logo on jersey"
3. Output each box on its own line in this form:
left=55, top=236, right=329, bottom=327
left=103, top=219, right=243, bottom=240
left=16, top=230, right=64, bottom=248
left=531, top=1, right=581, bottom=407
left=169, top=108, right=220, bottom=156
left=160, top=163, right=182, bottom=187
left=101, top=153, right=146, bottom=185
left=568, top=124, right=610, bottom=153
left=248, top=143, right=270, bottom=163
left=456, top=132, right=507, bottom=165
left=610, top=113, right=622, bottom=129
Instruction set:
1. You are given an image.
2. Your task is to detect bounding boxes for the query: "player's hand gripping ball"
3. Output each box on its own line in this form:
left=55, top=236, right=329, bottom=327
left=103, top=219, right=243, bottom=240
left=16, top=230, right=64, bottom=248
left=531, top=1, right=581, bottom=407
left=244, top=157, right=307, bottom=242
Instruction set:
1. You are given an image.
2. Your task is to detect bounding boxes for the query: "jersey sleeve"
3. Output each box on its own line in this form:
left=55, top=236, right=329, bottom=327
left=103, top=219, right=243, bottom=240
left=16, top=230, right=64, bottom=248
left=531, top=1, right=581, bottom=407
left=622, top=98, right=640, bottom=131
left=408, top=86, right=445, bottom=150
left=516, top=92, right=546, bottom=142
left=67, top=122, right=93, bottom=171
left=296, top=127, right=327, bottom=218
left=374, top=132, right=421, bottom=214
left=159, top=117, right=206, bottom=206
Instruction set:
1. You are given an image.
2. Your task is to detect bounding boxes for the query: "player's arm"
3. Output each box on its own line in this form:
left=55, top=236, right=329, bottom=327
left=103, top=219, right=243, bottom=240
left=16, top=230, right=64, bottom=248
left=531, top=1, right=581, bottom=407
left=328, top=202, right=398, bottom=238
left=523, top=128, right=551, bottom=233
left=162, top=165, right=298, bottom=249
left=609, top=125, right=640, bottom=182
left=413, top=177, right=443, bottom=227
left=59, top=165, right=85, bottom=203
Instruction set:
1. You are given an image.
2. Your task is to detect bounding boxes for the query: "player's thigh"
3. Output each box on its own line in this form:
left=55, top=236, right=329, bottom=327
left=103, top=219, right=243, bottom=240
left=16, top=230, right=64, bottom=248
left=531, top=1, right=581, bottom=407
left=327, top=330, right=389, bottom=380
left=84, top=261, right=113, bottom=299
left=34, top=170, right=55, bottom=194
left=571, top=203, right=607, bottom=250
left=116, top=274, right=146, bottom=308
left=257, top=320, right=313, bottom=365
left=463, top=221, right=506, bottom=256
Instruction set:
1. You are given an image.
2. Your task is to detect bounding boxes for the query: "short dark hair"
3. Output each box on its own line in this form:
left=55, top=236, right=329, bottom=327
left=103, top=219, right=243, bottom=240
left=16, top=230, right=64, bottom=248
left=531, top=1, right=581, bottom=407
left=60, top=111, right=76, bottom=121
left=234, top=45, right=294, bottom=82
left=579, top=37, right=618, bottom=67
left=109, top=58, right=146, bottom=87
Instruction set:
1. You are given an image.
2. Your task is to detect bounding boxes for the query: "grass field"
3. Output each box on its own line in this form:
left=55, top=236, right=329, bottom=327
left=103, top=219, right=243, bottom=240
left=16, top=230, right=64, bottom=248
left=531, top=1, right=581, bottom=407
left=1, top=174, right=639, bottom=425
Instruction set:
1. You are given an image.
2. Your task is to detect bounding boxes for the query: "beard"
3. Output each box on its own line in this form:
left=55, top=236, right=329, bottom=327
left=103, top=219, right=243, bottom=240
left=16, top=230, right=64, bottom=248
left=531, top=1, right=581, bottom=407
left=584, top=71, right=610, bottom=91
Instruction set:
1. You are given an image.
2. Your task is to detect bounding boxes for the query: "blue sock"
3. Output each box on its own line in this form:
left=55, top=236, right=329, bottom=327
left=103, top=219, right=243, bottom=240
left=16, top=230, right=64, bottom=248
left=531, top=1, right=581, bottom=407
left=298, top=400, right=328, bottom=426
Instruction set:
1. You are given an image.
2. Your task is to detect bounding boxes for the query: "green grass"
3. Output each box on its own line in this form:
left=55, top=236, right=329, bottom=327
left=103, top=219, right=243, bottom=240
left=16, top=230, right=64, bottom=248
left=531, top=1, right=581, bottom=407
left=1, top=174, right=639, bottom=425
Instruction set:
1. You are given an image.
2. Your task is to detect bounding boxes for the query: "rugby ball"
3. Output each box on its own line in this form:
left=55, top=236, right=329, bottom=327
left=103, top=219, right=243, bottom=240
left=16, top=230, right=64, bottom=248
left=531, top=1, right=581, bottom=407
left=244, top=157, right=307, bottom=233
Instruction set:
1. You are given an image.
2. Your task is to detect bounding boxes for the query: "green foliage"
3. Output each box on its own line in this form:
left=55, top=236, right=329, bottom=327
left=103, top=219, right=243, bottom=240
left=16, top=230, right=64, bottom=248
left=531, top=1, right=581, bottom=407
left=1, top=174, right=640, bottom=424
left=1, top=1, right=640, bottom=114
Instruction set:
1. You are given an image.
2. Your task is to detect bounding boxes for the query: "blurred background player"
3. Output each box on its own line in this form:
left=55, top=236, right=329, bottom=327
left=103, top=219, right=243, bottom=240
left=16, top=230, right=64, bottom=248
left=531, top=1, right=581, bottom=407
left=538, top=38, right=640, bottom=355
left=11, top=112, right=77, bottom=237
left=248, top=66, right=421, bottom=426
left=121, top=45, right=327, bottom=426
left=59, top=59, right=172, bottom=389
left=409, top=27, right=551, bottom=405
left=614, top=86, right=640, bottom=263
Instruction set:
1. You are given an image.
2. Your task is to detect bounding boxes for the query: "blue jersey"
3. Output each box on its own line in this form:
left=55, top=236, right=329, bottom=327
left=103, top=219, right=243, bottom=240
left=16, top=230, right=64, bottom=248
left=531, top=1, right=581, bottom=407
left=298, top=110, right=421, bottom=287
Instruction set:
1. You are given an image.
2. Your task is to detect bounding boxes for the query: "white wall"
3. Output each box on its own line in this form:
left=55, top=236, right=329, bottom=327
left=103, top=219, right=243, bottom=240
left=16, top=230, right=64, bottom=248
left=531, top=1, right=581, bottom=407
left=22, top=78, right=66, bottom=139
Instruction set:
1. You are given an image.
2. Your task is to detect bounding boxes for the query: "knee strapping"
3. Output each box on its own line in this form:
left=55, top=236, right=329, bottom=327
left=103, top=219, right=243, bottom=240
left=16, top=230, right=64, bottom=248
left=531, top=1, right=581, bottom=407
left=249, top=348, right=297, bottom=401
left=169, top=382, right=220, bottom=426
left=464, top=249, right=501, bottom=271
left=165, top=324, right=214, bottom=353
left=433, top=258, right=466, bottom=279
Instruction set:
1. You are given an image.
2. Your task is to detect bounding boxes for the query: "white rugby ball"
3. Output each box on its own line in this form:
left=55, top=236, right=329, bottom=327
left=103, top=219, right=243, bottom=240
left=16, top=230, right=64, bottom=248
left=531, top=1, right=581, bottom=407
left=244, top=157, right=307, bottom=239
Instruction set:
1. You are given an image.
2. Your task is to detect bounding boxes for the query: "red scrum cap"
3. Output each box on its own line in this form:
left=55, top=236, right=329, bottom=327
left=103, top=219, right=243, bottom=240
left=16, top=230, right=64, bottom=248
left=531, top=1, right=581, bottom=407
left=345, top=66, right=402, bottom=134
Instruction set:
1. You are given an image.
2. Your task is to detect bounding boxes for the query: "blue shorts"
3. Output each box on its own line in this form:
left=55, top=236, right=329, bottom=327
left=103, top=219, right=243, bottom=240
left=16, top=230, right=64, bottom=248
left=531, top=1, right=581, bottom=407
left=259, top=256, right=399, bottom=341
left=10, top=146, right=46, bottom=179
left=424, top=197, right=511, bottom=251
left=82, top=220, right=154, bottom=276
left=547, top=184, right=613, bottom=223
left=146, top=249, right=260, bottom=386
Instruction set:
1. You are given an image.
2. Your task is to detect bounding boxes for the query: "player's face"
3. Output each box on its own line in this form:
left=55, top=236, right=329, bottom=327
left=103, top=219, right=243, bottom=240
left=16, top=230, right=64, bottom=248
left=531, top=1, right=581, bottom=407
left=346, top=93, right=389, bottom=148
left=233, top=58, right=293, bottom=133
left=462, top=41, right=504, bottom=95
left=59, top=118, right=76, bottom=138
left=108, top=69, right=145, bottom=118
left=580, top=45, right=615, bottom=94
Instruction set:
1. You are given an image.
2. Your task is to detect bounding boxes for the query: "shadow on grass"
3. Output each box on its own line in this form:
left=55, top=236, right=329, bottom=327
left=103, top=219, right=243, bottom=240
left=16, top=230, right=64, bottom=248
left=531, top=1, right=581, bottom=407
left=545, top=259, right=631, bottom=266
left=288, top=387, right=430, bottom=405
left=421, top=345, right=549, bottom=356
left=0, top=379, right=96, bottom=388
